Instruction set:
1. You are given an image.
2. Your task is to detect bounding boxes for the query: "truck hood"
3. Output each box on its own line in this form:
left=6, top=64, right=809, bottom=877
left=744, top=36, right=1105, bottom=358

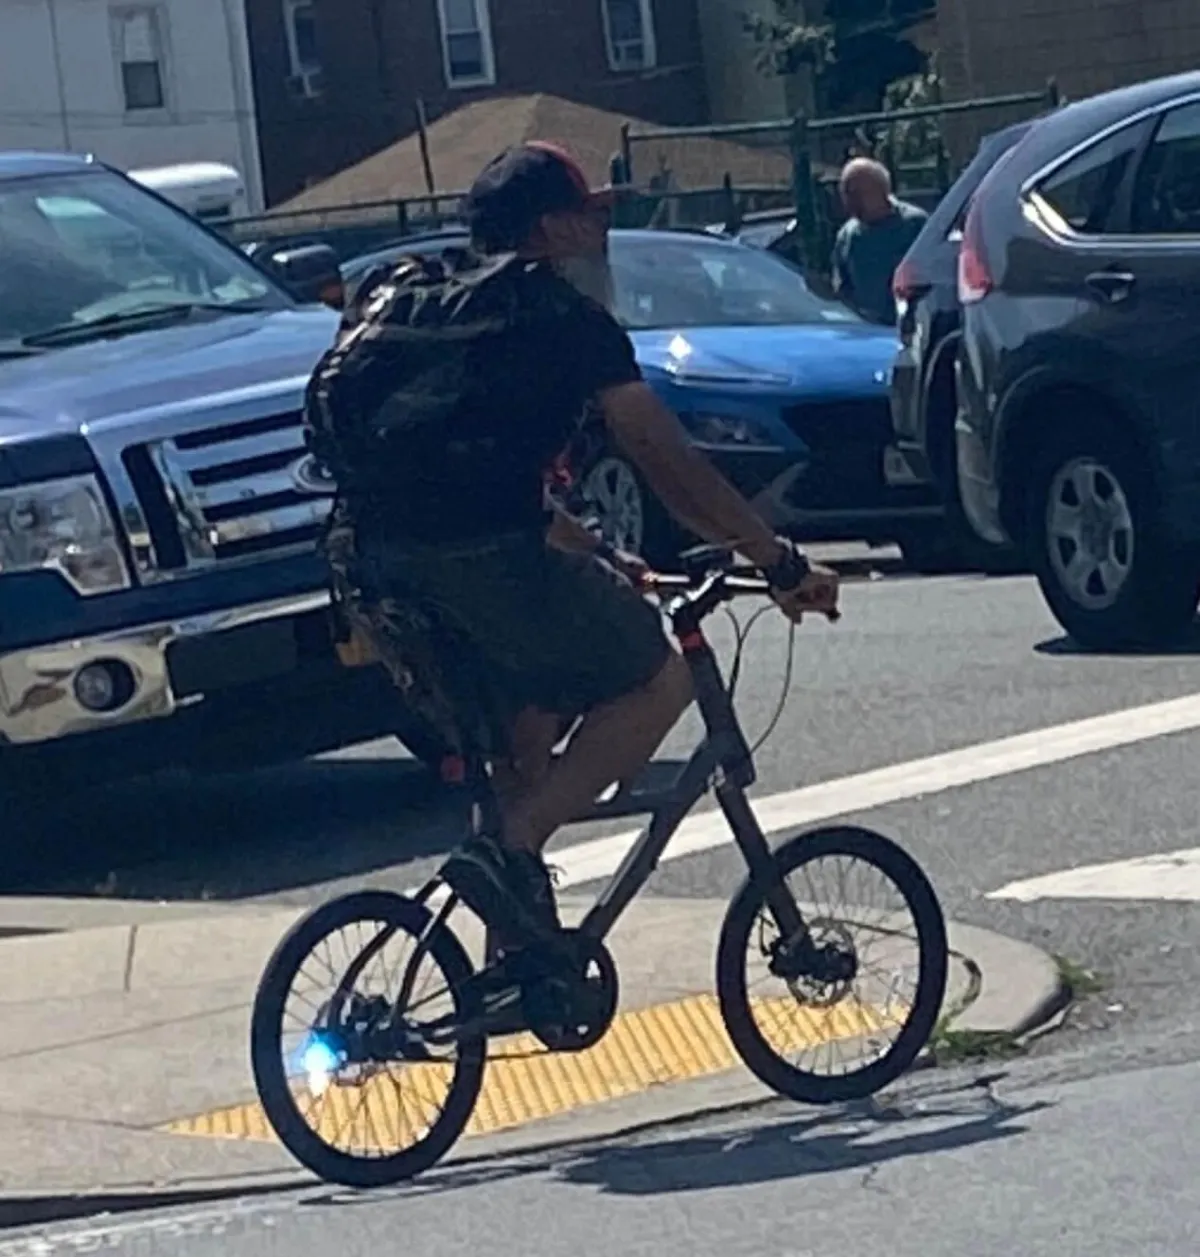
left=0, top=308, right=340, bottom=441
left=630, top=322, right=896, bottom=396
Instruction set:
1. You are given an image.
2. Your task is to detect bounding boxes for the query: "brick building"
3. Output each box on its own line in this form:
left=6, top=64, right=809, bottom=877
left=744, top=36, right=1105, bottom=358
left=247, top=0, right=710, bottom=205
left=938, top=0, right=1200, bottom=104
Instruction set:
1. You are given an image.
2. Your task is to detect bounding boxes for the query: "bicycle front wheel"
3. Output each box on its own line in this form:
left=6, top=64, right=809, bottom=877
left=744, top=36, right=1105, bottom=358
left=250, top=890, right=485, bottom=1187
left=717, top=825, right=947, bottom=1104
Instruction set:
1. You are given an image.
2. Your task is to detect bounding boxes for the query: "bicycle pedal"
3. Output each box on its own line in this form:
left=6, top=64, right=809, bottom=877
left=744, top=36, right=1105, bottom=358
left=480, top=988, right=530, bottom=1037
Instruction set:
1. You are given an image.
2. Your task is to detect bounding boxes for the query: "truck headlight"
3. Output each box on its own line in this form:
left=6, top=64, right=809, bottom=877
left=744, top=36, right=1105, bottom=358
left=0, top=474, right=131, bottom=594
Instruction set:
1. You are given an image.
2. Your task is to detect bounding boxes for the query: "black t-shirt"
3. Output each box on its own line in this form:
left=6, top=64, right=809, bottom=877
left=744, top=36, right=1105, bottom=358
left=348, top=259, right=642, bottom=544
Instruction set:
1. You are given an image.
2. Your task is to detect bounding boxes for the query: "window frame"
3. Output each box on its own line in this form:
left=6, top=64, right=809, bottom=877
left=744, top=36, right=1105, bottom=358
left=600, top=0, right=657, bottom=73
left=1128, top=100, right=1200, bottom=238
left=282, top=0, right=321, bottom=76
left=110, top=5, right=169, bottom=116
left=1029, top=121, right=1146, bottom=237
left=282, top=0, right=323, bottom=98
left=1022, top=91, right=1200, bottom=249
left=437, top=0, right=496, bottom=90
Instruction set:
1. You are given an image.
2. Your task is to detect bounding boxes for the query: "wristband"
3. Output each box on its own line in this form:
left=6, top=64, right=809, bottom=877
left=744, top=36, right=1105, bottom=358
left=763, top=539, right=811, bottom=591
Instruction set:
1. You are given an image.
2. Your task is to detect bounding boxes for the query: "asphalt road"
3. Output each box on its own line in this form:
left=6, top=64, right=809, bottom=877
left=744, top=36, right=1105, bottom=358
left=8, top=569, right=1200, bottom=1251
left=4, top=1054, right=1195, bottom=1257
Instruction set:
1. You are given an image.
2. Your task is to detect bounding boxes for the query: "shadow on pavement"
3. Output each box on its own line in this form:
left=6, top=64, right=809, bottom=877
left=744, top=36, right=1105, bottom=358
left=1035, top=618, right=1200, bottom=657
left=555, top=1095, right=1050, bottom=1196
left=2, top=751, right=688, bottom=903
left=303, top=1083, right=1051, bottom=1208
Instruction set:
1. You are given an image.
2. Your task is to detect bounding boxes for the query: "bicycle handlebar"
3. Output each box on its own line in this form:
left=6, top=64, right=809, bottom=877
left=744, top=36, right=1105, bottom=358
left=641, top=565, right=841, bottom=623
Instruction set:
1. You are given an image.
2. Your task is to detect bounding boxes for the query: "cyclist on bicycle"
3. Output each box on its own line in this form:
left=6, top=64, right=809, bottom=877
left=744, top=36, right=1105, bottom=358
left=306, top=141, right=840, bottom=953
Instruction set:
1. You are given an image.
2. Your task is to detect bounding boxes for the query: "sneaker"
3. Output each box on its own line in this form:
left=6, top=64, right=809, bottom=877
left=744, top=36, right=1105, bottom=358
left=439, top=836, right=560, bottom=947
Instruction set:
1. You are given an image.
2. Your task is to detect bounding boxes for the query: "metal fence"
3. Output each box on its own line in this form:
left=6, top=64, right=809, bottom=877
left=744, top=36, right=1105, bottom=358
left=214, top=192, right=469, bottom=261
left=211, top=82, right=1061, bottom=272
left=618, top=81, right=1063, bottom=272
left=212, top=182, right=795, bottom=259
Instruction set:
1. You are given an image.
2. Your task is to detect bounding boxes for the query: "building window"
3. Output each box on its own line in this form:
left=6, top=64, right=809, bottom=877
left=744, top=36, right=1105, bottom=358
left=283, top=0, right=324, bottom=97
left=437, top=0, right=495, bottom=88
left=601, top=0, right=656, bottom=72
left=113, top=8, right=166, bottom=112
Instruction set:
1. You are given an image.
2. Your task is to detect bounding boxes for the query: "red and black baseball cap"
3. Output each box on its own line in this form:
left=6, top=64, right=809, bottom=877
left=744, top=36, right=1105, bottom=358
left=462, top=141, right=615, bottom=252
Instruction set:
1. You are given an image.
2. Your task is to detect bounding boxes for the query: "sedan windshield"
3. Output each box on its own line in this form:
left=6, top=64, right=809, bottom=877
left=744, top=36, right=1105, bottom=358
left=610, top=234, right=860, bottom=330
left=0, top=169, right=284, bottom=345
left=341, top=231, right=861, bottom=332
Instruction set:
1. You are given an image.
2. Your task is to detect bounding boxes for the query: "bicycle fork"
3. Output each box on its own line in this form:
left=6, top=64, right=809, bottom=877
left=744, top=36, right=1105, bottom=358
left=716, top=778, right=807, bottom=942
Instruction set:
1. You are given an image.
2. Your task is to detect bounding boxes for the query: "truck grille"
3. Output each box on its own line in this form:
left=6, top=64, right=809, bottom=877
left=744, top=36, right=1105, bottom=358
left=123, top=410, right=333, bottom=580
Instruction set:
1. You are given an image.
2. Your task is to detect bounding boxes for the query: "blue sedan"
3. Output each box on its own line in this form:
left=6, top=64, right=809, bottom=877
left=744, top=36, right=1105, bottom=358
left=341, top=228, right=938, bottom=564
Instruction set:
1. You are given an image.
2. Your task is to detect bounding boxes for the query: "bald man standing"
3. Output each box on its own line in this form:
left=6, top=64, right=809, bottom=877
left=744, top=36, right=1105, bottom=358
left=830, top=157, right=927, bottom=325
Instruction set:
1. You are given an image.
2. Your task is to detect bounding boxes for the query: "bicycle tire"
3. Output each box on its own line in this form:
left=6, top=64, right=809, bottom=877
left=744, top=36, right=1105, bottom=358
left=716, top=825, right=948, bottom=1105
left=250, top=890, right=485, bottom=1187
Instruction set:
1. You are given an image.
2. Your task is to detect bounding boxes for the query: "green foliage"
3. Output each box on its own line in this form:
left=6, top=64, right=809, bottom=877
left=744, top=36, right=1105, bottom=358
left=743, top=0, right=935, bottom=112
left=877, top=59, right=945, bottom=165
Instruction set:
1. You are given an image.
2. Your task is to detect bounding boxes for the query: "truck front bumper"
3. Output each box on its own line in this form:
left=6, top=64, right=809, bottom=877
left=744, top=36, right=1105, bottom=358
left=0, top=590, right=334, bottom=746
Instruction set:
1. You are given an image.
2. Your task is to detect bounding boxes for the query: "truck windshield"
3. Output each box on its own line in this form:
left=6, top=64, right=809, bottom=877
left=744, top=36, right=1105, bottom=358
left=0, top=168, right=285, bottom=345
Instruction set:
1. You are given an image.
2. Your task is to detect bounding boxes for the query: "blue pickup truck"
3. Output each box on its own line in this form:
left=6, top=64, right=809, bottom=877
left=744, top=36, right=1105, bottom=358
left=0, top=151, right=438, bottom=798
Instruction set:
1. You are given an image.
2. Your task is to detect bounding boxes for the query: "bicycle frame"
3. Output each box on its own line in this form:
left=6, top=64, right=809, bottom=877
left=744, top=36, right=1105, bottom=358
left=340, top=568, right=809, bottom=1038
left=578, top=600, right=806, bottom=946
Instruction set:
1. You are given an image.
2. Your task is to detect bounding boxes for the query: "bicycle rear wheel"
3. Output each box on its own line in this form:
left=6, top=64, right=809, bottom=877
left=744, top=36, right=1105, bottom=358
left=250, top=890, right=485, bottom=1187
left=717, top=825, right=947, bottom=1104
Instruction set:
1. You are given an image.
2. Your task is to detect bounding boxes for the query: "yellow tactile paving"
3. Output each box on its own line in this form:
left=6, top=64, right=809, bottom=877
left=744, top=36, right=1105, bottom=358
left=164, top=992, right=899, bottom=1151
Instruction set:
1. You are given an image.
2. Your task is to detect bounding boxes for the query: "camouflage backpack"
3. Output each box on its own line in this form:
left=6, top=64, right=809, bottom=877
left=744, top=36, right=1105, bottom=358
left=304, top=249, right=541, bottom=764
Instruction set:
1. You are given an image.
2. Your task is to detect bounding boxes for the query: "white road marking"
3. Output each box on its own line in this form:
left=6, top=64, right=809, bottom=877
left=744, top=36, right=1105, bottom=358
left=546, top=691, right=1200, bottom=891
left=988, top=848, right=1200, bottom=903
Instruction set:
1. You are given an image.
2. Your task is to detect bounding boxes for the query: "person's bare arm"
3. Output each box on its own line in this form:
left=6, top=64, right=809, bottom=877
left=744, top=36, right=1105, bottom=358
left=599, top=381, right=784, bottom=569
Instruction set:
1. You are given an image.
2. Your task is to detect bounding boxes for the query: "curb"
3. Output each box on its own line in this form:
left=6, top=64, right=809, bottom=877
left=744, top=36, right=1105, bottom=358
left=0, top=910, right=1071, bottom=1233
left=0, top=1180, right=300, bottom=1234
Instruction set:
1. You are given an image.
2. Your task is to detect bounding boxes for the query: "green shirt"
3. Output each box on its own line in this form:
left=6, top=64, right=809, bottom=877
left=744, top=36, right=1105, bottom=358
left=831, top=199, right=928, bottom=325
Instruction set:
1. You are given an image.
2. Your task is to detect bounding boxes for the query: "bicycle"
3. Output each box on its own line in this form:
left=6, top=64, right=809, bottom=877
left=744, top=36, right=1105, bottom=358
left=250, top=544, right=949, bottom=1188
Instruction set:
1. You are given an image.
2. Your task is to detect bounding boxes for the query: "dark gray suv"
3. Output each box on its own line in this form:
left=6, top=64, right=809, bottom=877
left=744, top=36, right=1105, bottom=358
left=957, top=70, right=1200, bottom=649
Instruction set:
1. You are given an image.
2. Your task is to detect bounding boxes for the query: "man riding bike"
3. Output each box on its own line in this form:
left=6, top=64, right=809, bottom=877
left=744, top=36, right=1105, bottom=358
left=305, top=141, right=840, bottom=959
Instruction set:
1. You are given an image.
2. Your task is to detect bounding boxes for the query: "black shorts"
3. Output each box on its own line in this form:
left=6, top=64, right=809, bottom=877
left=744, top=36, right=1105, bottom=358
left=357, top=530, right=672, bottom=719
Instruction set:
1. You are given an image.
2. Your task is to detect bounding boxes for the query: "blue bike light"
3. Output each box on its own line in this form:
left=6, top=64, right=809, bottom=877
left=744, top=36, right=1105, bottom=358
left=299, top=1033, right=342, bottom=1096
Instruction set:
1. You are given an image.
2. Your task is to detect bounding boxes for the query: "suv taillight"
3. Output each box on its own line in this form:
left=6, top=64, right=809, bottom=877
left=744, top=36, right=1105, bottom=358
left=957, top=203, right=992, bottom=304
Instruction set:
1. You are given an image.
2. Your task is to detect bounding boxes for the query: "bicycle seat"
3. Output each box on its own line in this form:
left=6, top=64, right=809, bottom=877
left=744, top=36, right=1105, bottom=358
left=678, top=544, right=735, bottom=579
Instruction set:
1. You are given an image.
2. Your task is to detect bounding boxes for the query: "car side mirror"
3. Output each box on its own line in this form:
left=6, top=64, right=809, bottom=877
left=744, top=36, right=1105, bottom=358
left=268, top=243, right=346, bottom=309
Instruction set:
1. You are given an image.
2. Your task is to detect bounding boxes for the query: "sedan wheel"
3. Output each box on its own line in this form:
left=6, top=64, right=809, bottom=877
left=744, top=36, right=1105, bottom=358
left=579, top=455, right=646, bottom=554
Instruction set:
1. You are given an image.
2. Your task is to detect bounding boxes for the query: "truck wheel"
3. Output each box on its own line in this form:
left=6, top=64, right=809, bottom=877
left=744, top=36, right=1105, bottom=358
left=1027, top=417, right=1200, bottom=650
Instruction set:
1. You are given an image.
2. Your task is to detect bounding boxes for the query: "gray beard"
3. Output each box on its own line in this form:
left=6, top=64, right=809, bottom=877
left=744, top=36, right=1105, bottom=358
left=557, top=254, right=616, bottom=314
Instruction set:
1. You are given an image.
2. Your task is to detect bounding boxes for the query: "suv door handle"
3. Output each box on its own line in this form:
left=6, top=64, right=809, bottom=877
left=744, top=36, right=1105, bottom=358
left=1085, top=270, right=1136, bottom=303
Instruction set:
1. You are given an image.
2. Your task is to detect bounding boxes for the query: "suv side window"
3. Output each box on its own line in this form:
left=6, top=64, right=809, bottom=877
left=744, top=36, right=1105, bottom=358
left=1035, top=123, right=1144, bottom=234
left=1130, top=100, right=1200, bottom=234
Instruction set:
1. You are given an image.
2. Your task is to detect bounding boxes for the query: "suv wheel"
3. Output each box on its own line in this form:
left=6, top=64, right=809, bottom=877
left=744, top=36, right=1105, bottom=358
left=1027, top=419, right=1200, bottom=650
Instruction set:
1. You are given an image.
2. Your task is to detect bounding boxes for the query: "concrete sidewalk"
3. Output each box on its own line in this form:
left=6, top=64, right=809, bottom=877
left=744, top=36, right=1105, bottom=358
left=0, top=890, right=1065, bottom=1220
